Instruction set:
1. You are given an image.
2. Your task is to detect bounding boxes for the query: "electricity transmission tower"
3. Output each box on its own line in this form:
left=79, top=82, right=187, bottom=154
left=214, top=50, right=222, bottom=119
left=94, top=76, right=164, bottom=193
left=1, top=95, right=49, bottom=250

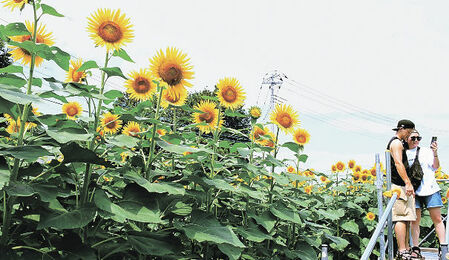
left=257, top=70, right=288, bottom=122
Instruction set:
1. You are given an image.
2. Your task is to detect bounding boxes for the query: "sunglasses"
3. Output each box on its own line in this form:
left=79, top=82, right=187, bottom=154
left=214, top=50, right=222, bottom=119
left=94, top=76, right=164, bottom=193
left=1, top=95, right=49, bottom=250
left=410, top=136, right=422, bottom=141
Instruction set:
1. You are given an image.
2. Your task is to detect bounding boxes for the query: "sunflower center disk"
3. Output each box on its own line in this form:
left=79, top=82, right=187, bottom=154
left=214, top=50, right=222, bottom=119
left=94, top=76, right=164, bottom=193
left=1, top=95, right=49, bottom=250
left=14, top=0, right=23, bottom=3
left=67, top=107, right=78, bottom=117
left=133, top=78, right=151, bottom=93
left=222, top=87, right=237, bottom=103
left=99, top=22, right=123, bottom=43
left=297, top=136, right=306, bottom=143
left=161, top=64, right=182, bottom=86
left=72, top=71, right=83, bottom=83
left=105, top=120, right=116, bottom=129
left=277, top=113, right=292, bottom=128
left=166, top=93, right=180, bottom=103
left=199, top=111, right=214, bottom=123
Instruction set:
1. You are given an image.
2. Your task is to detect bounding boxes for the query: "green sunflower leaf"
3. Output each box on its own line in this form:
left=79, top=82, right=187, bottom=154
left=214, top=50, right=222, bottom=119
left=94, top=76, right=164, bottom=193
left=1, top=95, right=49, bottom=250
left=0, top=145, right=52, bottom=161
left=0, top=74, right=26, bottom=88
left=112, top=48, right=134, bottom=63
left=37, top=204, right=96, bottom=230
left=0, top=22, right=30, bottom=37
left=0, top=65, right=23, bottom=74
left=100, top=67, right=127, bottom=79
left=41, top=4, right=64, bottom=17
left=77, top=60, right=99, bottom=72
left=49, top=46, right=70, bottom=71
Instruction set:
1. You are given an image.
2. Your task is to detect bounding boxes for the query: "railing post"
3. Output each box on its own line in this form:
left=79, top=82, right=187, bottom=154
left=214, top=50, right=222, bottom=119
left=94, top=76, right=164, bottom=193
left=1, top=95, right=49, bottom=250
left=385, top=150, right=394, bottom=260
left=321, top=244, right=328, bottom=260
left=361, top=193, right=398, bottom=260
left=376, top=153, right=386, bottom=260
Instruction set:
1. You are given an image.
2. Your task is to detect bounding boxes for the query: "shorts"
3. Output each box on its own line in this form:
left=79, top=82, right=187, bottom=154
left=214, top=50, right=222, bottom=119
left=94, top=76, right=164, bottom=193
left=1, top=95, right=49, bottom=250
left=391, top=184, right=417, bottom=222
left=415, top=191, right=443, bottom=209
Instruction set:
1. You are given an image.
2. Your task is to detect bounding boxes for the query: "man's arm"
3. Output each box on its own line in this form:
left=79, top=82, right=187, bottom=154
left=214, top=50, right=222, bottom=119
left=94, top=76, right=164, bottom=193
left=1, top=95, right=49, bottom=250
left=390, top=139, right=414, bottom=196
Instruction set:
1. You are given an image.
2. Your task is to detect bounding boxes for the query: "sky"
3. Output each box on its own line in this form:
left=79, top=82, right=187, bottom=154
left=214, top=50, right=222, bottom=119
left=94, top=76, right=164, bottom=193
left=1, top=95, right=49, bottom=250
left=2, top=0, right=449, bottom=173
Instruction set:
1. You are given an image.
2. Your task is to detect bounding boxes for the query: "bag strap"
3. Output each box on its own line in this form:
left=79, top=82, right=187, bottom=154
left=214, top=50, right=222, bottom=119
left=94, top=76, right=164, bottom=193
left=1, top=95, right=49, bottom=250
left=415, top=147, right=420, bottom=160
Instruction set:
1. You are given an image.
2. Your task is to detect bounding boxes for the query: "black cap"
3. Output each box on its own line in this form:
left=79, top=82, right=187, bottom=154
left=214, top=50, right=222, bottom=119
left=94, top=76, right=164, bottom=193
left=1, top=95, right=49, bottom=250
left=392, top=119, right=415, bottom=131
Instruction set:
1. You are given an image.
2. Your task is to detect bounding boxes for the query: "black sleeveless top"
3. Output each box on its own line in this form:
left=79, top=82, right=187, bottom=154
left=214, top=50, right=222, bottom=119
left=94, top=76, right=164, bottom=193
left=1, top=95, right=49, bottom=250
left=387, top=136, right=409, bottom=186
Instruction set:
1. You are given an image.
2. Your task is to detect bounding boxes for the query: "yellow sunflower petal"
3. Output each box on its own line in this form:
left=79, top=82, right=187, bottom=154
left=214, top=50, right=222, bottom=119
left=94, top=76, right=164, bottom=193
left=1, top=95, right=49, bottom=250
left=149, top=47, right=194, bottom=90
left=249, top=106, right=261, bottom=119
left=160, top=86, right=188, bottom=108
left=122, top=121, right=142, bottom=137
left=125, top=69, right=157, bottom=102
left=66, top=59, right=87, bottom=83
left=87, top=8, right=134, bottom=50
left=192, top=100, right=223, bottom=134
left=100, top=112, right=122, bottom=134
left=1, top=0, right=28, bottom=11
left=293, top=128, right=310, bottom=145
left=62, top=102, right=82, bottom=120
left=269, top=104, right=299, bottom=133
left=9, top=20, right=54, bottom=67
left=216, top=77, right=246, bottom=110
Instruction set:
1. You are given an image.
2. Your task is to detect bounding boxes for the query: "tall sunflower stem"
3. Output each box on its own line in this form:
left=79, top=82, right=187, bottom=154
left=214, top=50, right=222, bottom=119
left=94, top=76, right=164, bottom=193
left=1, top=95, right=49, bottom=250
left=209, top=105, right=221, bottom=179
left=80, top=50, right=109, bottom=206
left=144, top=84, right=164, bottom=179
left=268, top=127, right=280, bottom=204
left=171, top=107, right=177, bottom=172
left=2, top=1, right=38, bottom=246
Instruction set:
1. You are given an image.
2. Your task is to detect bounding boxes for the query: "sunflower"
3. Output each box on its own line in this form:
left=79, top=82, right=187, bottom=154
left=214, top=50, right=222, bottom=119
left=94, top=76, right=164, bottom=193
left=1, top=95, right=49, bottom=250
left=62, top=102, right=82, bottom=120
left=160, top=86, right=188, bottom=108
left=263, top=131, right=276, bottom=148
left=352, top=172, right=361, bottom=183
left=348, top=160, right=355, bottom=169
left=249, top=106, right=261, bottom=119
left=270, top=104, right=299, bottom=133
left=320, top=176, right=329, bottom=183
left=5, top=118, right=35, bottom=134
left=293, top=128, right=310, bottom=145
left=120, top=152, right=129, bottom=163
left=250, top=125, right=270, bottom=144
left=192, top=100, right=222, bottom=134
left=304, top=185, right=313, bottom=195
left=336, top=161, right=345, bottom=172
left=1, top=0, right=27, bottom=11
left=6, top=118, right=20, bottom=134
left=366, top=212, right=375, bottom=221
left=286, top=166, right=296, bottom=174
left=149, top=47, right=194, bottom=91
left=66, top=59, right=87, bottom=83
left=443, top=197, right=448, bottom=204
left=216, top=77, right=246, bottom=110
left=331, top=165, right=337, bottom=173
left=9, top=21, right=54, bottom=67
left=370, top=167, right=377, bottom=177
left=304, top=169, right=315, bottom=177
left=32, top=106, right=41, bottom=116
left=125, top=69, right=157, bottom=102
left=101, top=112, right=122, bottom=134
left=156, top=128, right=167, bottom=136
left=353, top=165, right=362, bottom=173
left=96, top=126, right=105, bottom=139
left=122, top=121, right=142, bottom=137
left=103, top=176, right=113, bottom=182
left=361, top=173, right=370, bottom=183
left=87, top=8, right=134, bottom=50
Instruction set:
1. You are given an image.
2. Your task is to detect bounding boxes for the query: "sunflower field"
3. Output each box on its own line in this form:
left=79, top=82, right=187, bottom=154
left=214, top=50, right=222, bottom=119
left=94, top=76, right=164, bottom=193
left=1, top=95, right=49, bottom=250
left=0, top=1, right=448, bottom=259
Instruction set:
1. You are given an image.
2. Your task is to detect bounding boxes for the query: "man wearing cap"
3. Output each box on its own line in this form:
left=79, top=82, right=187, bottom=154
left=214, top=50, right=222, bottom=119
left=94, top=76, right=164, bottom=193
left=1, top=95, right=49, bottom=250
left=387, top=119, right=417, bottom=259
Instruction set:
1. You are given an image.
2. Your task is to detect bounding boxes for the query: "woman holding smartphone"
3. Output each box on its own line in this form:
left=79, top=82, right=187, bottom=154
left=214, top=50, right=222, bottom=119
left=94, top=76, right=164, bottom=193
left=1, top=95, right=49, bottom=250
left=408, top=130, right=444, bottom=256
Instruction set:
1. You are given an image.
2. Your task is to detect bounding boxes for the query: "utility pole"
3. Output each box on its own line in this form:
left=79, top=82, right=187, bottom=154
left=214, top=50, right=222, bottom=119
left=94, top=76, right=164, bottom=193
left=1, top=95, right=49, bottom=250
left=258, top=70, right=288, bottom=124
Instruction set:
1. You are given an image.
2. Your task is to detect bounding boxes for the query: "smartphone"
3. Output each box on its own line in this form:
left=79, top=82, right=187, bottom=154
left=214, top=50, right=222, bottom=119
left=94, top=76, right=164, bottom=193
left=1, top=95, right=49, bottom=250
left=431, top=136, right=437, bottom=146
